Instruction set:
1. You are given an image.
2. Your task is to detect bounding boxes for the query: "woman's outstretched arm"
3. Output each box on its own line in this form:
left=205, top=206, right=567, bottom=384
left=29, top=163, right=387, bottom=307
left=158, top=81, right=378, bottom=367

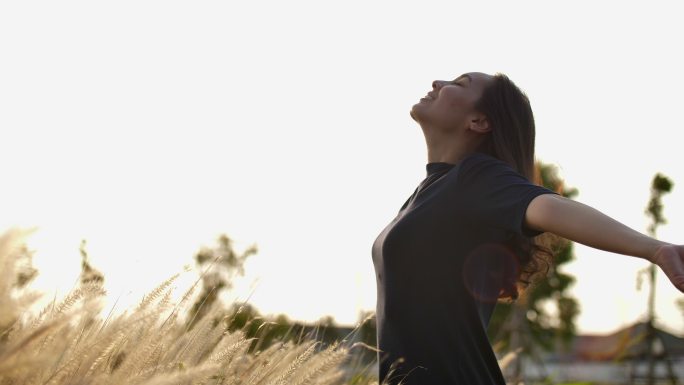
left=525, top=193, right=684, bottom=293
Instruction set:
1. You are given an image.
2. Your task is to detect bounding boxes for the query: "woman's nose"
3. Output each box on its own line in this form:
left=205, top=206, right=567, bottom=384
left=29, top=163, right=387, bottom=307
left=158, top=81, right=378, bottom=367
left=432, top=80, right=443, bottom=89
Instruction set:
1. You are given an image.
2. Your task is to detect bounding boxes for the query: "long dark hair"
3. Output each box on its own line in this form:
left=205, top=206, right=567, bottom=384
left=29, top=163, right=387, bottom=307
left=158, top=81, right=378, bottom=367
left=474, top=73, right=555, bottom=302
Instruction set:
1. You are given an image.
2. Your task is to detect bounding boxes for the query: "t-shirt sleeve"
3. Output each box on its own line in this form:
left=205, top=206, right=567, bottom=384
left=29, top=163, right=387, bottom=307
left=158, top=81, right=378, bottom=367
left=456, top=153, right=559, bottom=237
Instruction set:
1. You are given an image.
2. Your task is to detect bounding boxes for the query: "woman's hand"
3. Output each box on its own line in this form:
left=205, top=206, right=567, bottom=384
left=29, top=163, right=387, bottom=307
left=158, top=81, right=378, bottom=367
left=651, top=244, right=684, bottom=293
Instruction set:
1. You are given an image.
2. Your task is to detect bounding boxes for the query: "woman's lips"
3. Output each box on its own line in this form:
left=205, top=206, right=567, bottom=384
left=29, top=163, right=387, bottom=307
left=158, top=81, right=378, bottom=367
left=421, top=93, right=436, bottom=101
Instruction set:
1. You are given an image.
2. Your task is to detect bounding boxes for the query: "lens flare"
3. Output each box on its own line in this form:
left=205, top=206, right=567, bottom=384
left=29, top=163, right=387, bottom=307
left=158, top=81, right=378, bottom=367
left=461, top=243, right=520, bottom=302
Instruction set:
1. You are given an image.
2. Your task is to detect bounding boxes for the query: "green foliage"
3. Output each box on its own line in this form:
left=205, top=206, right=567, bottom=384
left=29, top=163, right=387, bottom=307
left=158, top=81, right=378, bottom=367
left=652, top=173, right=673, bottom=193
left=645, top=173, right=674, bottom=236
left=188, top=234, right=258, bottom=330
left=221, top=303, right=353, bottom=356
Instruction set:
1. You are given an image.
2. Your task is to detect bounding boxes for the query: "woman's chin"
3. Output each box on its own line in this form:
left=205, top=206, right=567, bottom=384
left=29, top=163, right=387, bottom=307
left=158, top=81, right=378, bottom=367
left=410, top=103, right=425, bottom=122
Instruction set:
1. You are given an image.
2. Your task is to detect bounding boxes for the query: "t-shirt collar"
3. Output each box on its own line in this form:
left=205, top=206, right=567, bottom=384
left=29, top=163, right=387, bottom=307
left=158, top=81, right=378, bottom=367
left=425, top=162, right=456, bottom=177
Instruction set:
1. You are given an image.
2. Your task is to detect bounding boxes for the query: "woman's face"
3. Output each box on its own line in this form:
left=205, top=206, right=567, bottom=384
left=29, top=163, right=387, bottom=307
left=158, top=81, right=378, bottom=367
left=410, top=71, right=494, bottom=132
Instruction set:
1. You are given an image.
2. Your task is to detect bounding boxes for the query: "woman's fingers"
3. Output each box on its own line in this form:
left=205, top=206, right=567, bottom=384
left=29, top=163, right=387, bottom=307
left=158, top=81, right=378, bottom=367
left=653, top=244, right=684, bottom=294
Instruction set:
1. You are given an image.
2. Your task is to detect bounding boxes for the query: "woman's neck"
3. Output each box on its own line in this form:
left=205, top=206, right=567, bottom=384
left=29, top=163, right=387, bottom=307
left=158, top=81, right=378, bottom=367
left=424, top=133, right=479, bottom=165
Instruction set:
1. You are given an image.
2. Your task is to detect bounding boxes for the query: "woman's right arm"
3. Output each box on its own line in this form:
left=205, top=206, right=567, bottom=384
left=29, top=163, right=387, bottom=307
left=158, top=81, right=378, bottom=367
left=525, top=193, right=684, bottom=293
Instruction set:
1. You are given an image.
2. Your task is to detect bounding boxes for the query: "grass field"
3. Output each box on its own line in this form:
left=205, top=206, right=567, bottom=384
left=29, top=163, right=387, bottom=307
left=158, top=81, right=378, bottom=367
left=1, top=228, right=375, bottom=385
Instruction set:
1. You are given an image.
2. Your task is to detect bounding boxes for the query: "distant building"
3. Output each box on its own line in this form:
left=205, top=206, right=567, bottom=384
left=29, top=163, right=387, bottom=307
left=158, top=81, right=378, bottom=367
left=516, top=320, right=684, bottom=384
left=544, top=320, right=684, bottom=362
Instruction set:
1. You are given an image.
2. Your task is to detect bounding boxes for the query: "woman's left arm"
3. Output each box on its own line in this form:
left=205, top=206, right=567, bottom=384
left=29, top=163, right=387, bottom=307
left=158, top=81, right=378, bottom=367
left=525, top=194, right=684, bottom=293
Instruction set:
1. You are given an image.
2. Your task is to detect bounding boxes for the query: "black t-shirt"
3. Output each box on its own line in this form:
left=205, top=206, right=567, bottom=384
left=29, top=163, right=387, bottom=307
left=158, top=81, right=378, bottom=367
left=371, top=151, right=559, bottom=384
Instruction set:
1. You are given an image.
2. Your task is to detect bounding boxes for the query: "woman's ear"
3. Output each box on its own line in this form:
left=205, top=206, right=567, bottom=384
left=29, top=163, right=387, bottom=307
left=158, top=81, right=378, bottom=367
left=468, top=115, right=491, bottom=134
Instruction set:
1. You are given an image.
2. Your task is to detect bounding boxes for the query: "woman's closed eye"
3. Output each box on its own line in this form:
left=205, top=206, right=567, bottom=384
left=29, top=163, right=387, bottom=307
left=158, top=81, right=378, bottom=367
left=451, top=76, right=469, bottom=86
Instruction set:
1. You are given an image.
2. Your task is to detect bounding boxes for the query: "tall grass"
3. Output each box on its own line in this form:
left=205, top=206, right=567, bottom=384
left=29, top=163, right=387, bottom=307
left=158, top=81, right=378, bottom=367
left=0, top=228, right=367, bottom=385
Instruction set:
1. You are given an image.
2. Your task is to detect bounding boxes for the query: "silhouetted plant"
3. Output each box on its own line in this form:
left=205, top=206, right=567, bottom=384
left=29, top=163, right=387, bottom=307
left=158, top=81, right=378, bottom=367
left=188, top=234, right=258, bottom=330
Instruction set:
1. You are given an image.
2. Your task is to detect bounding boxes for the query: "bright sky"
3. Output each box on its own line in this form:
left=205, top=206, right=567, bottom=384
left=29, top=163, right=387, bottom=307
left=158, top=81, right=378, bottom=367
left=2, top=1, right=683, bottom=337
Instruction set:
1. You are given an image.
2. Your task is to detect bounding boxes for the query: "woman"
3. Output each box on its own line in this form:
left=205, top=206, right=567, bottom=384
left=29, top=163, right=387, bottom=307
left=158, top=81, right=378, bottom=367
left=370, top=71, right=684, bottom=385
